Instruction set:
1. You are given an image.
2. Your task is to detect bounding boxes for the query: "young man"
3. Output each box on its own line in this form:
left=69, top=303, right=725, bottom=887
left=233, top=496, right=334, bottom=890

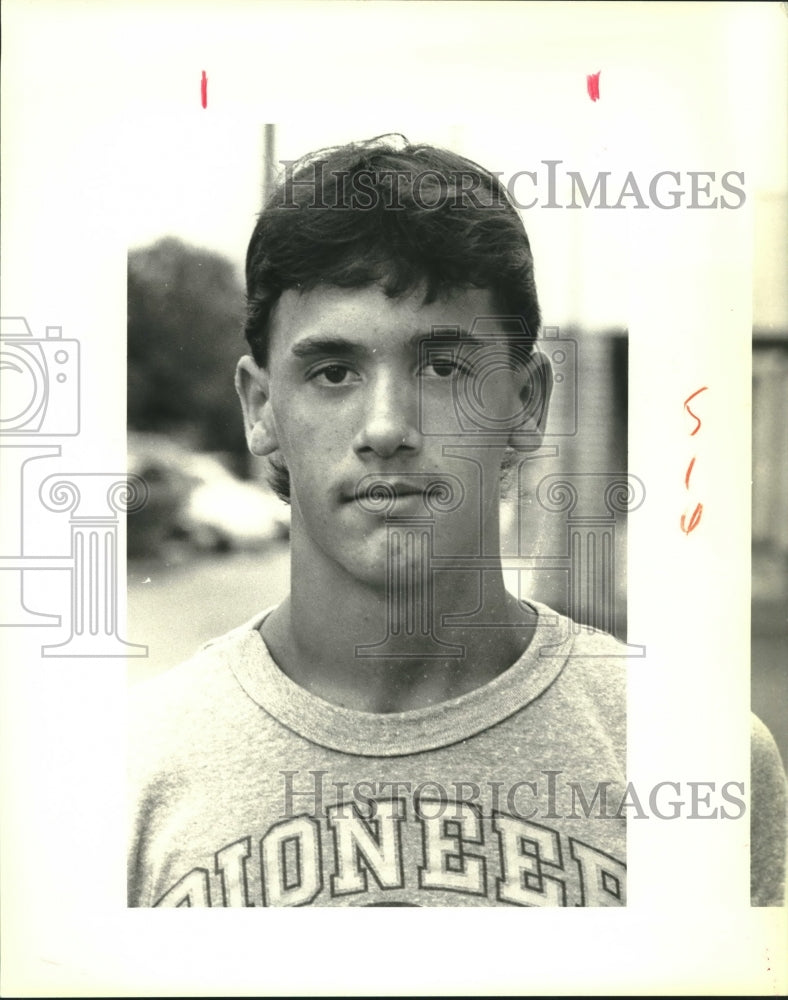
left=128, top=136, right=786, bottom=907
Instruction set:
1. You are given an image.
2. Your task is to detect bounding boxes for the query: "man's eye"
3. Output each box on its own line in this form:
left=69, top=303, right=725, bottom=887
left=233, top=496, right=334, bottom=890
left=311, top=364, right=356, bottom=386
left=421, top=357, right=470, bottom=378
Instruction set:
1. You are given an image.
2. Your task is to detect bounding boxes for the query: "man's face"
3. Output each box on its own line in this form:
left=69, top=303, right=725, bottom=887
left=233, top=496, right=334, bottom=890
left=238, top=283, right=547, bottom=586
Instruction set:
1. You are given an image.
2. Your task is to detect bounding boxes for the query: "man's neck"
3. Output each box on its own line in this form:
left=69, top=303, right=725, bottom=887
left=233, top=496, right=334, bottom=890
left=260, top=531, right=538, bottom=713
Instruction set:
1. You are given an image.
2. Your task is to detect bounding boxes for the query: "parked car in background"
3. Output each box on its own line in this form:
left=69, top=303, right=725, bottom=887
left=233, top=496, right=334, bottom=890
left=128, top=431, right=289, bottom=559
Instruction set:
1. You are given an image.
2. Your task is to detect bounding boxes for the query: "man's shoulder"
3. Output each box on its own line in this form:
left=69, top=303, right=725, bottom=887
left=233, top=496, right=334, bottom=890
left=527, top=604, right=631, bottom=734
left=567, top=620, right=631, bottom=659
left=530, top=602, right=633, bottom=678
left=131, top=612, right=257, bottom=695
left=750, top=713, right=788, bottom=906
left=136, top=608, right=271, bottom=693
left=128, top=611, right=269, bottom=767
left=750, top=712, right=787, bottom=807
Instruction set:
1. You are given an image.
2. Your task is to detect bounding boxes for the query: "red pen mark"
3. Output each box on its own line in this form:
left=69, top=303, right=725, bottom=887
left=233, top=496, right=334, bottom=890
left=680, top=502, right=703, bottom=535
left=683, top=385, right=708, bottom=436
left=587, top=71, right=601, bottom=102
left=680, top=386, right=709, bottom=535
left=201, top=70, right=208, bottom=109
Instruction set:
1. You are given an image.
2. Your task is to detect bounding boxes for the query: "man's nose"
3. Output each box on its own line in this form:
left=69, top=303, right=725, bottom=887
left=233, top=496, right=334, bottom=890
left=352, top=373, right=423, bottom=459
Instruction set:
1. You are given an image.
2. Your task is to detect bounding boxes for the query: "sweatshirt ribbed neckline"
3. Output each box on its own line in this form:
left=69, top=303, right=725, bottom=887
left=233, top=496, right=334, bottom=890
left=226, top=601, right=577, bottom=757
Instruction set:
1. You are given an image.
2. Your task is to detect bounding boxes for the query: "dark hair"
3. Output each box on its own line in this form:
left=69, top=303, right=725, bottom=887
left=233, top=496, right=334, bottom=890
left=243, top=135, right=542, bottom=500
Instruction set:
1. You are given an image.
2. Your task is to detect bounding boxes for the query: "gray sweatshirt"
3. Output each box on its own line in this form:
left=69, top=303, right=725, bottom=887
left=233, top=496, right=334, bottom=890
left=128, top=602, right=786, bottom=907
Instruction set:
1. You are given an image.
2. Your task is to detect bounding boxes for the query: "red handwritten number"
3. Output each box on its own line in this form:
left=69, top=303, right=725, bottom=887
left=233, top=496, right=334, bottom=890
left=681, top=386, right=708, bottom=535
left=681, top=502, right=703, bottom=535
left=201, top=71, right=208, bottom=109
left=683, top=385, right=708, bottom=437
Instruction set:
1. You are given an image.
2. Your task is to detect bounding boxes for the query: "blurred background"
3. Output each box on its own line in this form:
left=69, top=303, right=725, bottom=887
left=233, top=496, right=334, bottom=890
left=126, top=17, right=787, bottom=769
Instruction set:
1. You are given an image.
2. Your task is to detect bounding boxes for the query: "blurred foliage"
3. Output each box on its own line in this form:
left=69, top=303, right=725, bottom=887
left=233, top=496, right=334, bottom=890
left=128, top=237, right=248, bottom=461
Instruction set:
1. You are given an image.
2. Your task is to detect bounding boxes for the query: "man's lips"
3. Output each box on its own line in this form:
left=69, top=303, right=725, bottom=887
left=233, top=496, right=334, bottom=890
left=339, top=473, right=466, bottom=515
left=342, top=481, right=427, bottom=503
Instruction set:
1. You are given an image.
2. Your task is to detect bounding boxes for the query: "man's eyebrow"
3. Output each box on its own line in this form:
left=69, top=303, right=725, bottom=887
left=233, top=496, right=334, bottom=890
left=290, top=337, right=360, bottom=358
left=289, top=329, right=485, bottom=358
left=411, top=328, right=480, bottom=346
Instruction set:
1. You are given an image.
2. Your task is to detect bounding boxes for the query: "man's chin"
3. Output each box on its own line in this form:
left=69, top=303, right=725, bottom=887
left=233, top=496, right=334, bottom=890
left=336, top=541, right=427, bottom=591
left=338, top=549, right=396, bottom=590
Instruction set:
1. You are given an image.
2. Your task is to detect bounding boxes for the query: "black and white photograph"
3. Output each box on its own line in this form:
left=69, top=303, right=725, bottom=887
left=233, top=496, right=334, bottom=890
left=127, top=127, right=637, bottom=909
left=2, top=0, right=787, bottom=994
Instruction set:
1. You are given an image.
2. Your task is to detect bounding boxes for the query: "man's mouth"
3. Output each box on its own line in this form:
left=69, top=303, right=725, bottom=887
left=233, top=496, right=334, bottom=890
left=343, top=480, right=426, bottom=504
left=340, top=473, right=465, bottom=516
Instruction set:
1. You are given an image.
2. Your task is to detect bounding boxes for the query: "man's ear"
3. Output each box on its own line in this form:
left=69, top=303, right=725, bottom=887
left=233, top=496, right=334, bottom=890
left=235, top=355, right=279, bottom=457
left=509, top=350, right=553, bottom=449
